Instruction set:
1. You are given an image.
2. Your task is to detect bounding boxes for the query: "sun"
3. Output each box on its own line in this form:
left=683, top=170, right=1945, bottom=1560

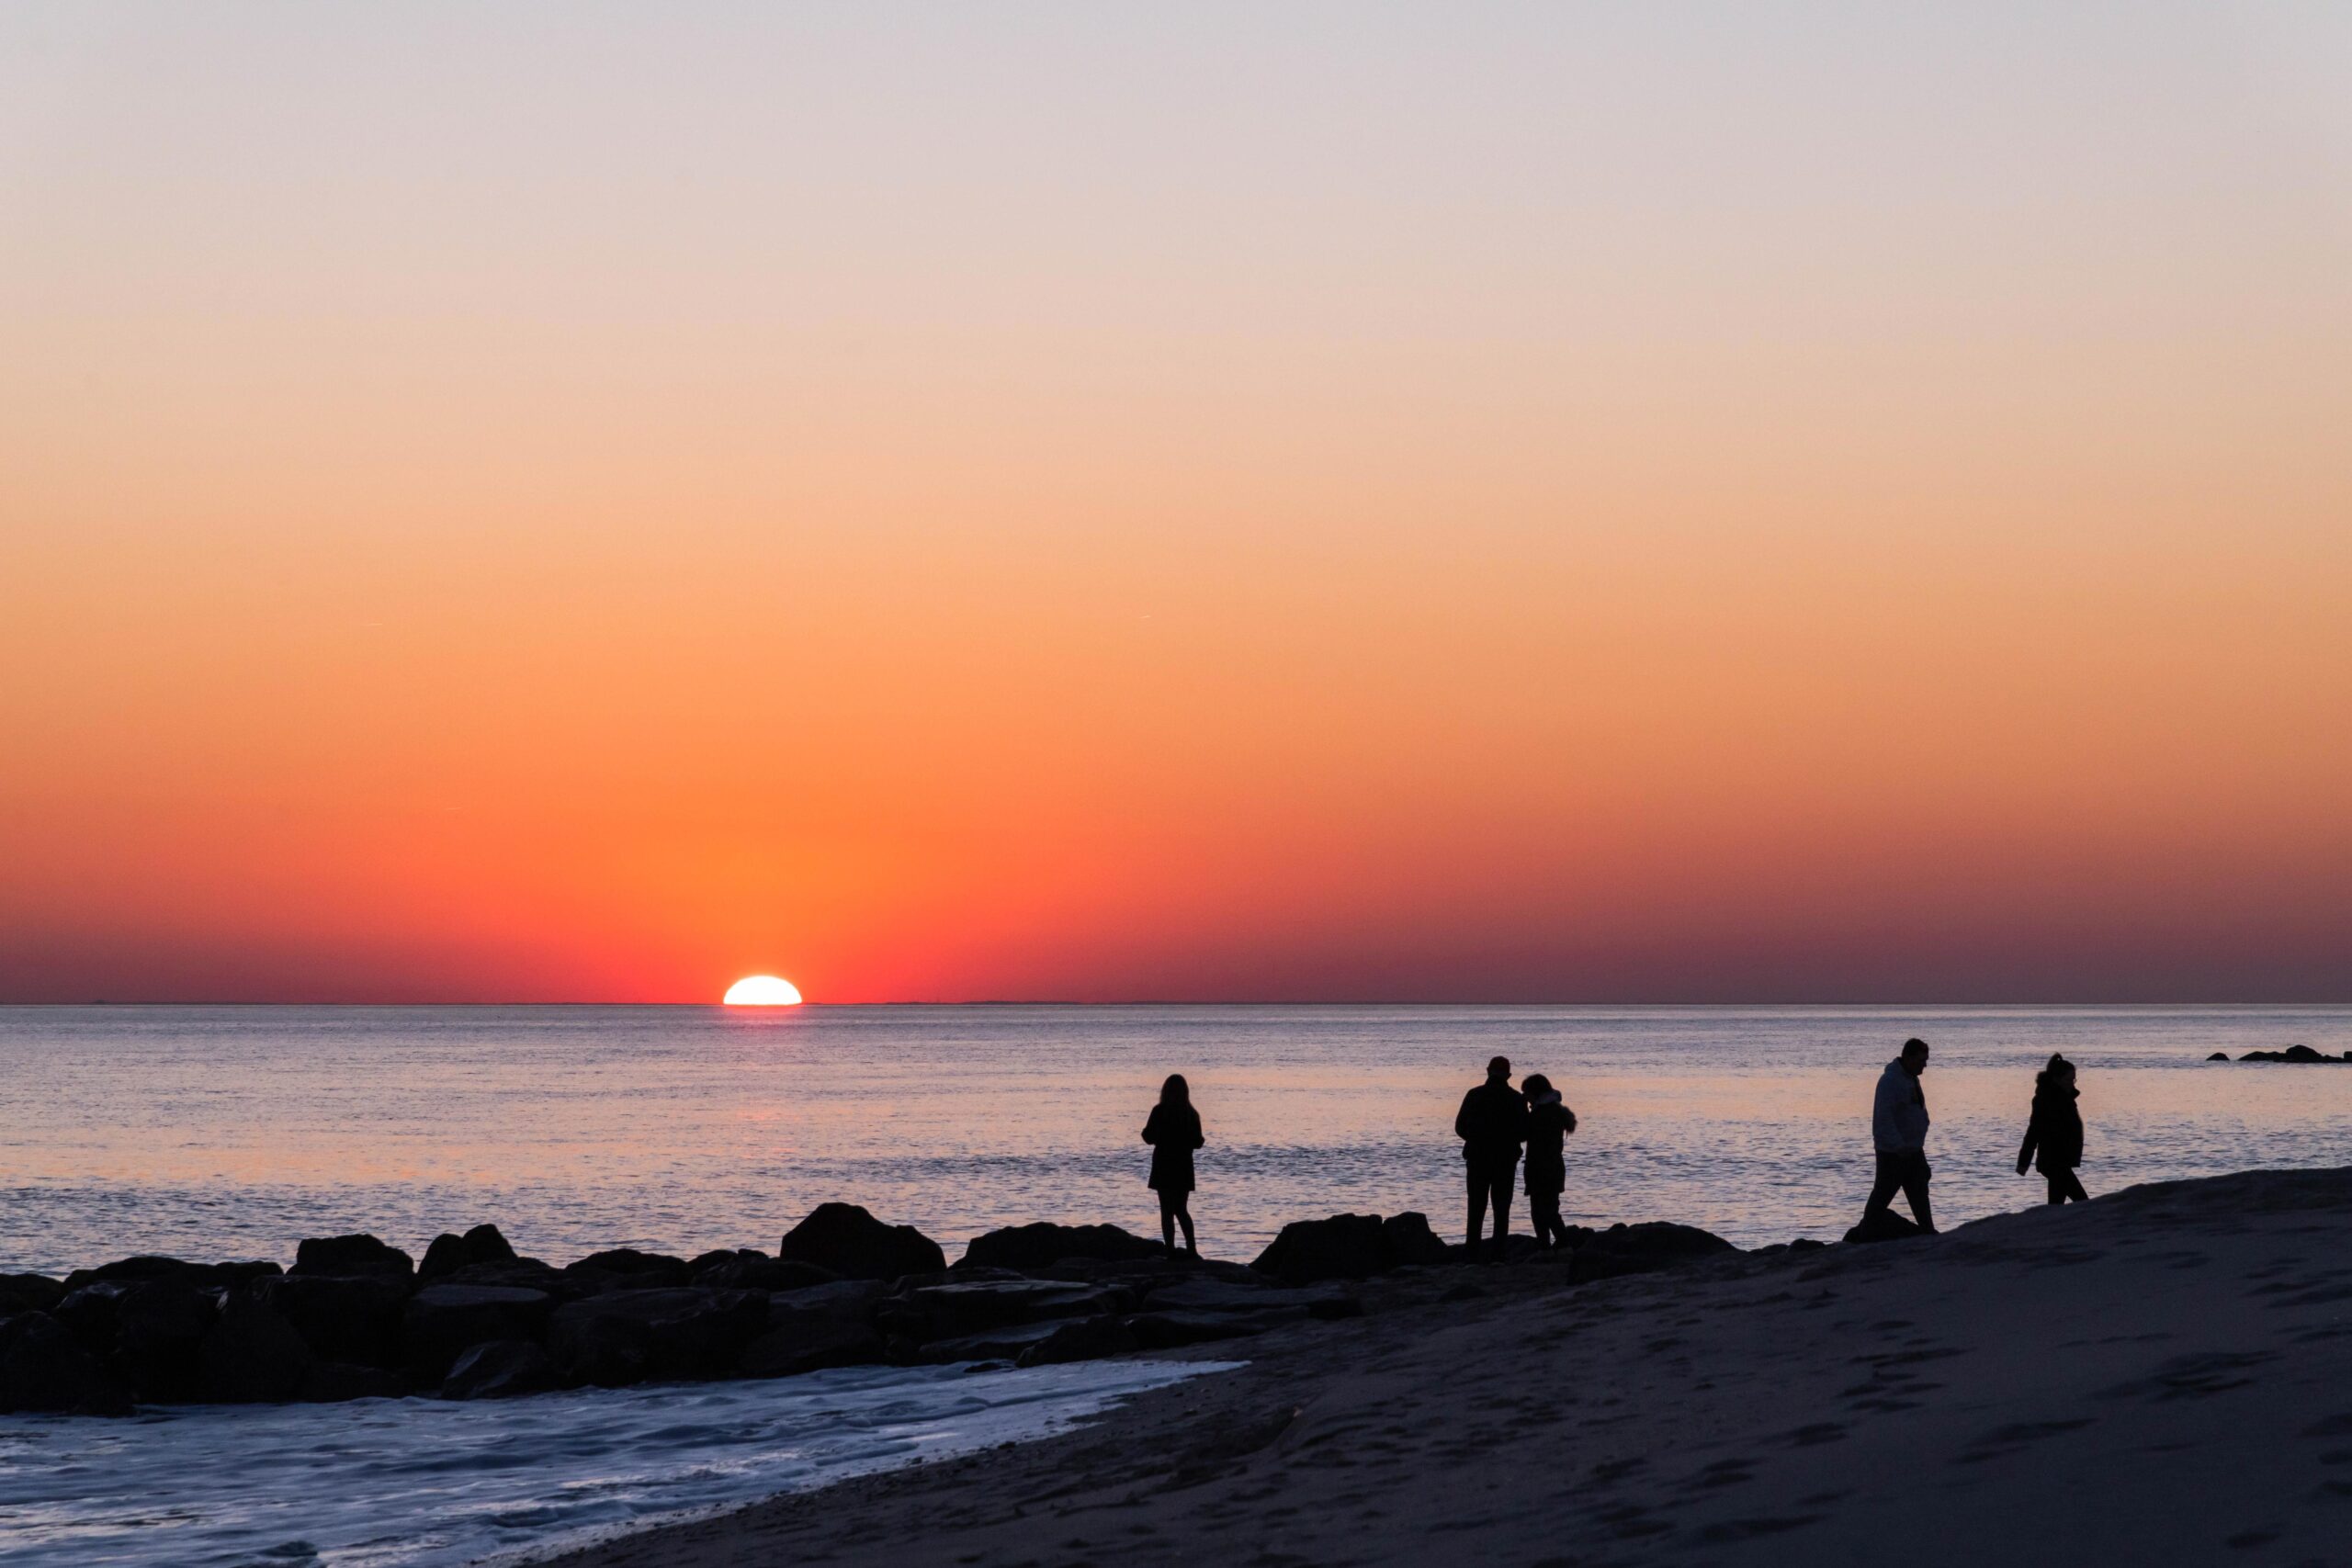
left=722, top=975, right=803, bottom=1006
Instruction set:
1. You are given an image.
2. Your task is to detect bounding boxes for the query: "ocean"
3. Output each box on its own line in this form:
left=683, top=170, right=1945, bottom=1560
left=3, top=1003, right=2347, bottom=1566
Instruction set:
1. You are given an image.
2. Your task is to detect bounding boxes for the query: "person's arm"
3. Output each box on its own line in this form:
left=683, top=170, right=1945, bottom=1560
left=2017, top=1111, right=2039, bottom=1175
left=1561, top=1104, right=1577, bottom=1135
left=1142, top=1107, right=1160, bottom=1145
left=1454, top=1090, right=1476, bottom=1142
left=1190, top=1112, right=1204, bottom=1151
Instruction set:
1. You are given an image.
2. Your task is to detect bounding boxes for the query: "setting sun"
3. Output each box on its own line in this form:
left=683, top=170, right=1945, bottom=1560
left=721, top=976, right=802, bottom=1007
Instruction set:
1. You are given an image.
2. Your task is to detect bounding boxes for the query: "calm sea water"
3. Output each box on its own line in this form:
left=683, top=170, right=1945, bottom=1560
left=5, top=1004, right=2348, bottom=1269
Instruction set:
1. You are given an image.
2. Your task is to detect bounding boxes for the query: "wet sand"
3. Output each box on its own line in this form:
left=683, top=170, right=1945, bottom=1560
left=544, top=1167, right=2352, bottom=1567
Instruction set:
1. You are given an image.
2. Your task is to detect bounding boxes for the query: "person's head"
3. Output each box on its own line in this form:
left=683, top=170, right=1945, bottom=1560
left=1487, top=1055, right=1512, bottom=1082
left=1159, top=1073, right=1190, bottom=1107
left=1521, top=1072, right=1553, bottom=1100
left=1900, top=1038, right=1930, bottom=1075
left=2037, top=1053, right=2075, bottom=1090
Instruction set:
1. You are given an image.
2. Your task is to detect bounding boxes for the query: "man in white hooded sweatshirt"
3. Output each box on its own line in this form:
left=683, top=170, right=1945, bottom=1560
left=1864, top=1037, right=1936, bottom=1234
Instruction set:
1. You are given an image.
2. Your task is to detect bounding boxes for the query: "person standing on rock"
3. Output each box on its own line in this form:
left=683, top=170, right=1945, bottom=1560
left=1143, top=1073, right=1204, bottom=1255
left=1456, top=1055, right=1532, bottom=1259
left=1864, top=1037, right=1937, bottom=1235
left=2017, top=1053, right=2088, bottom=1205
left=1521, top=1073, right=1577, bottom=1249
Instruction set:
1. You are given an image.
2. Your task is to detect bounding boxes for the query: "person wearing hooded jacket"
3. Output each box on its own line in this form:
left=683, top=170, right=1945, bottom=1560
left=2016, top=1054, right=2088, bottom=1204
left=1456, top=1055, right=1532, bottom=1258
left=1142, top=1074, right=1205, bottom=1254
left=1863, top=1037, right=1936, bottom=1234
left=1520, top=1073, right=1577, bottom=1248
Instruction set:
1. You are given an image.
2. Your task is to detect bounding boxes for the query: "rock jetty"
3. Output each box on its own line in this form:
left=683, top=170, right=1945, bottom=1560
left=0, top=1202, right=1737, bottom=1416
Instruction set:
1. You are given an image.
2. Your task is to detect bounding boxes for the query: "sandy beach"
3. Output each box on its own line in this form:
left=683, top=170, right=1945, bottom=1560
left=547, top=1166, right=2352, bottom=1568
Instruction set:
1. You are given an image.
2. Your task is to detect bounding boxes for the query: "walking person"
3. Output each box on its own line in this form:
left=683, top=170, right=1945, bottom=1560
left=2017, top=1053, right=2088, bottom=1204
left=1142, top=1073, right=1204, bottom=1255
left=1863, top=1037, right=1937, bottom=1234
left=1521, top=1073, right=1577, bottom=1248
left=1455, top=1055, right=1531, bottom=1259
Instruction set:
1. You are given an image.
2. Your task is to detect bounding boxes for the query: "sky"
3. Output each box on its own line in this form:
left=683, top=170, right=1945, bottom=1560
left=2, top=3, right=2347, bottom=1003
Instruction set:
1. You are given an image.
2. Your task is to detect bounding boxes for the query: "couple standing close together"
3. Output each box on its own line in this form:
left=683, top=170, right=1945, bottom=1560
left=1454, top=1055, right=1578, bottom=1258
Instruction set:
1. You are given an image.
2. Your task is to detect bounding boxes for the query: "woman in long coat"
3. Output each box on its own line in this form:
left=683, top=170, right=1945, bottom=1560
left=1142, top=1074, right=1204, bottom=1254
left=2016, top=1054, right=2087, bottom=1204
left=1521, top=1073, right=1577, bottom=1247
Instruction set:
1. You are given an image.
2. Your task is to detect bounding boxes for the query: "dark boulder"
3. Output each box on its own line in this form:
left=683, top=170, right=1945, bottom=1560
left=736, top=1317, right=888, bottom=1379
left=419, top=1224, right=519, bottom=1280
left=1842, top=1209, right=1926, bottom=1246
left=2238, top=1044, right=2346, bottom=1064
left=1566, top=1221, right=1737, bottom=1284
left=957, top=1223, right=1164, bottom=1273
left=1380, top=1213, right=1452, bottom=1268
left=0, top=1275, right=64, bottom=1314
left=291, top=1235, right=414, bottom=1280
left=916, top=1317, right=1114, bottom=1364
left=273, top=1275, right=409, bottom=1368
left=770, top=1279, right=888, bottom=1323
left=0, top=1313, right=130, bottom=1415
left=2207, top=1052, right=2231, bottom=1061
left=1250, top=1213, right=1387, bottom=1282
left=442, top=1340, right=558, bottom=1400
left=53, top=1282, right=129, bottom=1357
left=62, top=1257, right=278, bottom=1294
left=884, top=1280, right=1121, bottom=1343
left=564, top=1249, right=692, bottom=1292
left=401, top=1285, right=553, bottom=1382
left=199, top=1283, right=315, bottom=1403
left=444, top=1258, right=573, bottom=1297
left=114, top=1279, right=220, bottom=1401
left=301, top=1361, right=411, bottom=1403
left=695, top=1254, right=841, bottom=1292
left=1014, top=1314, right=1139, bottom=1367
left=548, top=1287, right=767, bottom=1385
left=1148, top=1279, right=1356, bottom=1316
left=779, top=1204, right=944, bottom=1280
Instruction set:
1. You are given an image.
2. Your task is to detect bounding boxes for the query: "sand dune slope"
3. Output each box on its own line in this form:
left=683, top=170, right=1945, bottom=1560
left=548, top=1168, right=2352, bottom=1567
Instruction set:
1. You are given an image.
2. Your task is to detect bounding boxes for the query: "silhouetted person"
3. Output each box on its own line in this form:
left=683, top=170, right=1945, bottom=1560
left=2017, top=1053, right=2087, bottom=1204
left=1142, top=1073, right=1204, bottom=1254
left=1521, top=1072, right=1577, bottom=1248
left=1864, top=1037, right=1937, bottom=1234
left=1456, top=1055, right=1531, bottom=1259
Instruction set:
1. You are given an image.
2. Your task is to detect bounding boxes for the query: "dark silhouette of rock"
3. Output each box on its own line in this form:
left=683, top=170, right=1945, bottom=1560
left=291, top=1235, right=414, bottom=1280
left=443, top=1258, right=574, bottom=1297
left=2207, top=1052, right=2231, bottom=1061
left=2239, top=1045, right=2346, bottom=1064
left=916, top=1317, right=1116, bottom=1364
left=300, top=1361, right=410, bottom=1403
left=274, top=1275, right=409, bottom=1367
left=199, top=1283, right=314, bottom=1402
left=779, top=1204, right=945, bottom=1280
left=1014, top=1314, right=1138, bottom=1367
left=1147, top=1279, right=1356, bottom=1316
left=883, top=1280, right=1121, bottom=1342
left=0, top=1275, right=63, bottom=1314
left=62, top=1257, right=278, bottom=1294
left=419, top=1224, right=518, bottom=1280
left=53, top=1282, right=128, bottom=1357
left=770, top=1279, right=888, bottom=1323
left=114, top=1280, right=218, bottom=1401
left=548, top=1287, right=767, bottom=1384
left=0, top=1313, right=130, bottom=1415
left=564, top=1249, right=692, bottom=1292
left=694, top=1254, right=842, bottom=1292
left=1566, top=1221, right=1739, bottom=1282
left=401, top=1285, right=553, bottom=1382
left=1842, top=1208, right=1926, bottom=1246
left=1380, top=1213, right=1452, bottom=1268
left=442, top=1340, right=558, bottom=1400
left=1250, top=1213, right=1388, bottom=1282
left=736, top=1317, right=887, bottom=1379
left=957, top=1223, right=1165, bottom=1273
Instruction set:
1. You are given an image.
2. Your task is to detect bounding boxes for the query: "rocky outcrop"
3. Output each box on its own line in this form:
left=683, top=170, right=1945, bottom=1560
left=548, top=1288, right=767, bottom=1385
left=274, top=1274, right=409, bottom=1368
left=291, top=1235, right=414, bottom=1280
left=565, top=1249, right=692, bottom=1293
left=779, top=1204, right=946, bottom=1280
left=1566, top=1222, right=1738, bottom=1283
left=0, top=1312, right=130, bottom=1414
left=419, top=1224, right=519, bottom=1280
left=402, top=1285, right=554, bottom=1382
left=1251, top=1212, right=1449, bottom=1282
left=199, top=1283, right=314, bottom=1402
left=2236, top=1045, right=2350, bottom=1064
left=1843, top=1209, right=1927, bottom=1245
left=442, top=1339, right=558, bottom=1400
left=957, top=1223, right=1165, bottom=1272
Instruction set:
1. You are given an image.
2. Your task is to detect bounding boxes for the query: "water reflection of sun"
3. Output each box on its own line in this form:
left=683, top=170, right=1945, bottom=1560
left=722, top=976, right=802, bottom=1006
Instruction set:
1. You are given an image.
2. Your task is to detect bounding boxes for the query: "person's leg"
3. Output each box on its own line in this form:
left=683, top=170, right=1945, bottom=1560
left=1175, top=1200, right=1197, bottom=1252
left=1159, top=1193, right=1178, bottom=1251
left=2054, top=1168, right=2088, bottom=1204
left=1864, top=1152, right=1903, bottom=1219
left=1466, top=1165, right=1490, bottom=1255
left=1901, top=1153, right=1936, bottom=1233
left=2045, top=1174, right=2066, bottom=1206
left=1532, top=1191, right=1562, bottom=1247
left=1488, top=1166, right=1514, bottom=1250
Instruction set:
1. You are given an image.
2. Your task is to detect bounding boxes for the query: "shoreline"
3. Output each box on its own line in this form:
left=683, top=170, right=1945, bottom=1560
left=543, top=1166, right=2352, bottom=1568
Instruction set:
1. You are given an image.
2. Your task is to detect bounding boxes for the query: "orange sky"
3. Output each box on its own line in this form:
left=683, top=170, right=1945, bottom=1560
left=3, top=6, right=2348, bottom=1001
